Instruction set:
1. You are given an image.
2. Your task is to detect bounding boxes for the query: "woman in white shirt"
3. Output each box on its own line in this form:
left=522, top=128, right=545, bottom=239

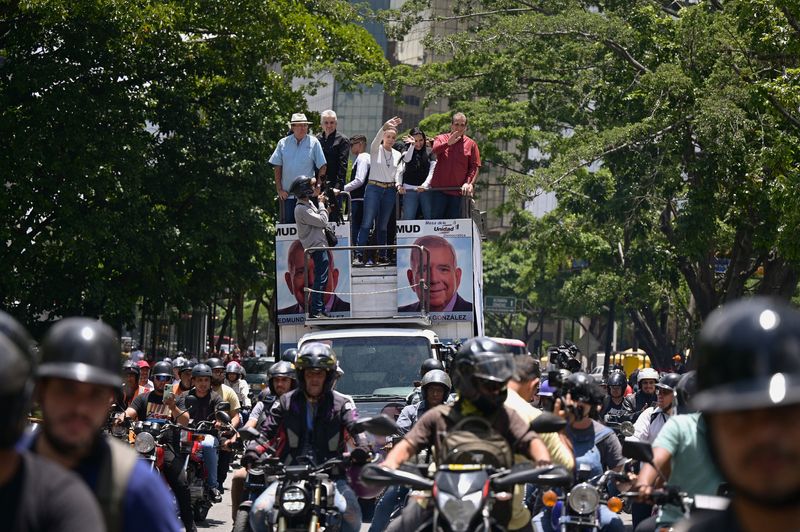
left=354, top=117, right=402, bottom=266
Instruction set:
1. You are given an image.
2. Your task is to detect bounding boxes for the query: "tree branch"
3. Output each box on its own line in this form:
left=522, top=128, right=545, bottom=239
left=523, top=30, right=650, bottom=74
left=780, top=6, right=800, bottom=36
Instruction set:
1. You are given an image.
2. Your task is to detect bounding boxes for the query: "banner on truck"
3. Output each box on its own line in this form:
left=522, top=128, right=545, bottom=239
left=395, top=220, right=474, bottom=322
left=275, top=223, right=352, bottom=324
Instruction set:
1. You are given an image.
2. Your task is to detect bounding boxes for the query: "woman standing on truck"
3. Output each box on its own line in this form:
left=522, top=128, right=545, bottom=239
left=354, top=116, right=403, bottom=266
left=290, top=175, right=332, bottom=318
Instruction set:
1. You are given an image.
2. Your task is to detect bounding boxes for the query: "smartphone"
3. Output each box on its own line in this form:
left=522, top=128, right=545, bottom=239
left=163, top=385, right=173, bottom=400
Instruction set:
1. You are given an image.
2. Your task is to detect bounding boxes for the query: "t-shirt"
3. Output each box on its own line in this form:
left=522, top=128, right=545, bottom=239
left=2, top=451, right=105, bottom=532
left=653, top=413, right=724, bottom=525
left=129, top=391, right=186, bottom=423
left=186, top=390, right=222, bottom=423
left=568, top=420, right=625, bottom=471
left=213, top=383, right=242, bottom=414
left=269, top=134, right=327, bottom=193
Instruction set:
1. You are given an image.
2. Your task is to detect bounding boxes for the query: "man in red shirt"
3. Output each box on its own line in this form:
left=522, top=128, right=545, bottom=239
left=429, top=112, right=481, bottom=219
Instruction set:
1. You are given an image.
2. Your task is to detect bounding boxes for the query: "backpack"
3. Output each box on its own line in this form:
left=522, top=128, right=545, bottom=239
left=435, top=405, right=514, bottom=469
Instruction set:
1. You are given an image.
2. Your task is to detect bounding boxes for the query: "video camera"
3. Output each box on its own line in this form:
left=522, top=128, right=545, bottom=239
left=322, top=187, right=343, bottom=224
left=546, top=341, right=583, bottom=387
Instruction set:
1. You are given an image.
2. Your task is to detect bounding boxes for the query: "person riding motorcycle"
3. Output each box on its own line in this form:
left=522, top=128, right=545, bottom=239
left=225, top=361, right=252, bottom=410
left=137, top=359, right=154, bottom=391
left=673, top=298, right=800, bottom=532
left=230, top=360, right=298, bottom=522
left=23, top=317, right=182, bottom=532
left=0, top=312, right=106, bottom=532
left=406, top=357, right=446, bottom=405
left=173, top=359, right=194, bottom=395
left=381, top=337, right=552, bottom=532
left=184, top=363, right=224, bottom=502
left=207, top=356, right=241, bottom=492
left=633, top=372, right=681, bottom=444
left=534, top=372, right=625, bottom=532
left=632, top=370, right=723, bottom=532
left=120, top=359, right=148, bottom=408
left=247, top=342, right=369, bottom=532
left=171, top=356, right=187, bottom=384
left=120, top=360, right=195, bottom=530
left=623, top=367, right=659, bottom=421
left=600, top=370, right=629, bottom=421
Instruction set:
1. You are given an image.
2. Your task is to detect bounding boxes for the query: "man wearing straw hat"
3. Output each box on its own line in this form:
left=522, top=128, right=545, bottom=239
left=270, top=112, right=327, bottom=223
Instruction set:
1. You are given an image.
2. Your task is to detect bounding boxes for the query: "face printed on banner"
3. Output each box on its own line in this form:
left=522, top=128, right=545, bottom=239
left=407, top=235, right=463, bottom=312
left=285, top=240, right=339, bottom=310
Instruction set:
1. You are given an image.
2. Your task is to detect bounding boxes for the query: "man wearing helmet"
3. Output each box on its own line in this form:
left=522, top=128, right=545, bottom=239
left=172, top=359, right=194, bottom=395
left=600, top=370, right=629, bottom=422
left=206, top=356, right=242, bottom=493
left=0, top=313, right=105, bottom=532
left=225, top=361, right=252, bottom=412
left=185, top=363, right=224, bottom=503
left=247, top=342, right=368, bottom=532
left=230, top=360, right=297, bottom=522
left=382, top=337, right=552, bottom=532
left=633, top=370, right=724, bottom=532
left=672, top=298, right=800, bottom=532
left=633, top=373, right=680, bottom=444
left=25, top=317, right=181, bottom=532
left=406, top=357, right=446, bottom=405
left=120, top=359, right=150, bottom=408
left=623, top=367, right=659, bottom=421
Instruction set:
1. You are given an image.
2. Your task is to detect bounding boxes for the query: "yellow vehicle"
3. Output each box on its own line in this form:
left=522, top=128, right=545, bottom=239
left=608, top=348, right=651, bottom=377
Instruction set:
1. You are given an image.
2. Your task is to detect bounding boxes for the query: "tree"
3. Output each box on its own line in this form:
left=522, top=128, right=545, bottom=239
left=0, top=0, right=387, bottom=335
left=391, top=0, right=800, bottom=367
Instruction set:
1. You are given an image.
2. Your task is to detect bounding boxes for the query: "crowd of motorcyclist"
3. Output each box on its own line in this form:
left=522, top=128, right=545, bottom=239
left=3, top=295, right=800, bottom=531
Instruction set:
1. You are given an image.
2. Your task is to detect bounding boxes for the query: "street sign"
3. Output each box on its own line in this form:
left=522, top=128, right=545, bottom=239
left=485, top=296, right=517, bottom=313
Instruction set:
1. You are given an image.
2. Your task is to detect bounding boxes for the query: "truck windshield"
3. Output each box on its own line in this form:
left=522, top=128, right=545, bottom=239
left=326, top=336, right=432, bottom=398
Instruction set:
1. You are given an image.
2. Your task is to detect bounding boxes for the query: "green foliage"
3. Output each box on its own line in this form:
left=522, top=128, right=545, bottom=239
left=387, top=0, right=800, bottom=366
left=0, top=0, right=387, bottom=327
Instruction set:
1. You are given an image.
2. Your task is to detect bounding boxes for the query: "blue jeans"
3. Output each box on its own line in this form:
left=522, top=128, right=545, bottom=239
left=369, top=485, right=408, bottom=532
left=350, top=198, right=363, bottom=244
left=357, top=184, right=397, bottom=257
left=201, top=434, right=218, bottom=489
left=401, top=189, right=422, bottom=220
left=281, top=197, right=297, bottom=224
left=429, top=191, right=464, bottom=219
left=251, top=478, right=361, bottom=532
left=310, top=249, right=329, bottom=315
left=419, top=190, right=434, bottom=220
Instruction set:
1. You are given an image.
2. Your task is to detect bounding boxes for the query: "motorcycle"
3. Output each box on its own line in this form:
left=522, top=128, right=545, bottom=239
left=602, top=413, right=635, bottom=442
left=362, top=461, right=571, bottom=532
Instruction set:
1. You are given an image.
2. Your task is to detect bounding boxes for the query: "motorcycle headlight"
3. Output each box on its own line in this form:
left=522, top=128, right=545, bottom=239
left=134, top=432, right=156, bottom=454
left=567, top=483, right=600, bottom=514
left=279, top=486, right=308, bottom=515
left=436, top=490, right=483, bottom=532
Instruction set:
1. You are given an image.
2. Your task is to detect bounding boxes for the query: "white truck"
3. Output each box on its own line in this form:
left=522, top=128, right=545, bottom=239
left=273, top=215, right=485, bottom=416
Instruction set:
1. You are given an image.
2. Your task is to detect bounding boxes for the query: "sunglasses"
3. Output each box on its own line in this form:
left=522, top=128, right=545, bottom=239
left=154, top=375, right=171, bottom=382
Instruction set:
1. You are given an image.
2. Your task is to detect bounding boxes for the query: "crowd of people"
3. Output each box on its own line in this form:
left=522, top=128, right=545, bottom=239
left=3, top=296, right=800, bottom=532
left=271, top=110, right=482, bottom=266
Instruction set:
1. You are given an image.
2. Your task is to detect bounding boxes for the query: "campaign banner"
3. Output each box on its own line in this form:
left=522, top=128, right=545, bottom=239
left=275, top=222, right=352, bottom=324
left=395, top=220, right=474, bottom=322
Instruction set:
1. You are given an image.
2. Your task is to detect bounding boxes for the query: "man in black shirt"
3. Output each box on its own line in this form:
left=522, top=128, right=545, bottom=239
left=0, top=312, right=104, bottom=532
left=184, top=362, right=224, bottom=502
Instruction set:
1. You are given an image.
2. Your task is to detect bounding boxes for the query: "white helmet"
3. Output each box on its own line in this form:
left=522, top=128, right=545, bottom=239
left=637, top=367, right=659, bottom=383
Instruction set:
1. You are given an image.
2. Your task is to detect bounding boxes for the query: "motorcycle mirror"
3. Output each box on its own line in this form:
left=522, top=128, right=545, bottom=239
left=215, top=410, right=231, bottom=424
left=237, top=426, right=261, bottom=441
left=360, top=463, right=433, bottom=490
left=619, top=421, right=635, bottom=437
left=622, top=439, right=654, bottom=463
left=351, top=414, right=398, bottom=436
left=216, top=401, right=231, bottom=413
left=184, top=395, right=197, bottom=409
left=530, top=412, right=567, bottom=433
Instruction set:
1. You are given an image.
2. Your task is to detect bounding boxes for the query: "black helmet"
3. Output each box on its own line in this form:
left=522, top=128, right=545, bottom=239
left=607, top=371, right=627, bottom=388
left=173, top=356, right=187, bottom=371
left=192, top=363, right=212, bottom=378
left=694, top=297, right=800, bottom=412
left=205, top=357, right=225, bottom=370
left=281, top=348, right=299, bottom=364
left=295, top=342, right=337, bottom=394
left=453, top=337, right=513, bottom=412
left=563, top=372, right=604, bottom=405
left=421, top=369, right=452, bottom=397
left=180, top=360, right=195, bottom=374
left=656, top=372, right=682, bottom=392
left=38, top=318, right=122, bottom=388
left=267, top=361, right=297, bottom=395
left=122, top=359, right=140, bottom=378
left=289, top=176, right=315, bottom=199
left=419, top=358, right=445, bottom=378
left=0, top=312, right=36, bottom=448
left=675, top=370, right=697, bottom=414
left=151, top=361, right=172, bottom=378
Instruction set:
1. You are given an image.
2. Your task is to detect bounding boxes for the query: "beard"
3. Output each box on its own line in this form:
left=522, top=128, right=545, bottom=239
left=42, top=418, right=99, bottom=458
